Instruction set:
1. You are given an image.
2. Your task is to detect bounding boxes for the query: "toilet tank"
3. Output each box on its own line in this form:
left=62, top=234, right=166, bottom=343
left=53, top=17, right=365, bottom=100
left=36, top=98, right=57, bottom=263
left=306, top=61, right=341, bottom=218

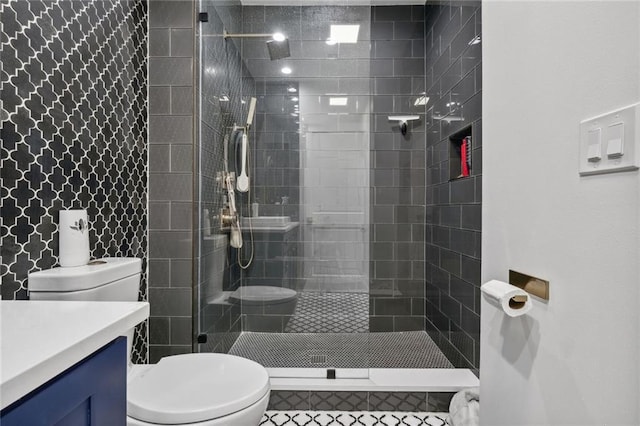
left=29, top=258, right=143, bottom=366
left=28, top=258, right=141, bottom=302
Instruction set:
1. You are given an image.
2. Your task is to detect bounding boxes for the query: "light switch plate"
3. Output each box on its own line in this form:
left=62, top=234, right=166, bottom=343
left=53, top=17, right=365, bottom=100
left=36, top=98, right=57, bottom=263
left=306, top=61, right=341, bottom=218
left=579, top=102, right=639, bottom=176
left=587, top=128, right=602, bottom=162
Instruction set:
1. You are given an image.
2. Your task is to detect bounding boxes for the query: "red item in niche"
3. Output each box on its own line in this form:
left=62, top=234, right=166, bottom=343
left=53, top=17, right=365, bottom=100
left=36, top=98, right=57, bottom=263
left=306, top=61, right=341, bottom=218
left=461, top=138, right=470, bottom=177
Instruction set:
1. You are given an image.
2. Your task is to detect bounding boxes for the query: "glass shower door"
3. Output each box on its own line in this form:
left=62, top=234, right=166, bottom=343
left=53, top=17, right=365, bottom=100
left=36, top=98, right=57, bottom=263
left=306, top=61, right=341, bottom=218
left=196, top=1, right=374, bottom=378
left=239, top=4, right=373, bottom=378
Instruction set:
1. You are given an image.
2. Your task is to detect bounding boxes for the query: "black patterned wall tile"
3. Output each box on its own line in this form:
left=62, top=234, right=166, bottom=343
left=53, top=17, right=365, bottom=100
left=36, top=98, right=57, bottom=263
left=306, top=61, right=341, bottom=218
left=427, top=392, right=456, bottom=412
left=368, top=392, right=427, bottom=412
left=267, top=391, right=310, bottom=411
left=310, top=392, right=368, bottom=411
left=1, top=0, right=148, bottom=362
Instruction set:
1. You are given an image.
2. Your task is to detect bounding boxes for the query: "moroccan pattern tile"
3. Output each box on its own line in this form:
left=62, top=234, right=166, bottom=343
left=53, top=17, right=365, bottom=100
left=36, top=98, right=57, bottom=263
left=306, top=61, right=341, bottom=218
left=261, top=411, right=448, bottom=426
left=1, top=0, right=148, bottom=362
left=285, top=292, right=369, bottom=333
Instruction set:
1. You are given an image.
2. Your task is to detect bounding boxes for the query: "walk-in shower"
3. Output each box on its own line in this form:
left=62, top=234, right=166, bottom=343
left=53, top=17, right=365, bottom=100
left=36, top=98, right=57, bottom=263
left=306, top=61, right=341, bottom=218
left=195, top=0, right=483, bottom=382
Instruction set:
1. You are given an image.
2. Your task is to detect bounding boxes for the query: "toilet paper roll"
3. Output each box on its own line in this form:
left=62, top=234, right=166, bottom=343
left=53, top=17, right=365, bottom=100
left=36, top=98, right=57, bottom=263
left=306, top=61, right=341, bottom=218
left=481, top=279, right=533, bottom=317
left=59, top=209, right=90, bottom=267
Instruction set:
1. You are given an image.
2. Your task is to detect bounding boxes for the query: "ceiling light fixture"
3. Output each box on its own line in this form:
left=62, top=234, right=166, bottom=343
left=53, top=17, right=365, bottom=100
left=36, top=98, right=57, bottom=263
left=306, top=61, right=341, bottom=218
left=329, top=25, right=360, bottom=44
left=287, top=87, right=297, bottom=93
left=329, top=97, right=348, bottom=106
left=272, top=32, right=286, bottom=42
left=414, top=95, right=430, bottom=106
left=281, top=66, right=292, bottom=74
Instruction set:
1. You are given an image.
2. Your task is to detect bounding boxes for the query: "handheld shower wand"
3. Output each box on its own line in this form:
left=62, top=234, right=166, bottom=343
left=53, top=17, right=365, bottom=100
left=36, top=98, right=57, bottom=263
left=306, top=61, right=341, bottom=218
left=236, top=97, right=257, bottom=193
left=224, top=173, right=243, bottom=248
left=246, top=97, right=257, bottom=127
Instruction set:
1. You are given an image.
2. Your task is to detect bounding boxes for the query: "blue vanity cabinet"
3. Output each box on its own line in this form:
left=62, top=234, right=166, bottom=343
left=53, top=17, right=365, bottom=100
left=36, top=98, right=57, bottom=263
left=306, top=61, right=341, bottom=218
left=1, top=337, right=127, bottom=425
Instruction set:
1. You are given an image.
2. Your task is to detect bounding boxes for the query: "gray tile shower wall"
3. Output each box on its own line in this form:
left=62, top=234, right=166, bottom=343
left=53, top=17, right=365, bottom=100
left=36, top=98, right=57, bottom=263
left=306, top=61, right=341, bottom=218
left=148, top=0, right=196, bottom=362
left=0, top=0, right=149, bottom=363
left=424, top=2, right=482, bottom=370
left=369, top=5, right=427, bottom=333
left=249, top=80, right=301, bottom=223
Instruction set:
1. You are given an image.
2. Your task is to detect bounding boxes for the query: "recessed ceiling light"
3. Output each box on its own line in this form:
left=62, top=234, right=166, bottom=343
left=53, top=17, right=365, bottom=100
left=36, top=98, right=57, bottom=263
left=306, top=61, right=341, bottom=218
left=414, top=95, right=429, bottom=106
left=329, top=97, right=348, bottom=106
left=219, top=95, right=230, bottom=102
left=272, top=32, right=286, bottom=42
left=287, top=87, right=297, bottom=93
left=281, top=66, right=292, bottom=74
left=291, top=97, right=299, bottom=102
left=325, top=38, right=338, bottom=46
left=329, top=25, right=360, bottom=44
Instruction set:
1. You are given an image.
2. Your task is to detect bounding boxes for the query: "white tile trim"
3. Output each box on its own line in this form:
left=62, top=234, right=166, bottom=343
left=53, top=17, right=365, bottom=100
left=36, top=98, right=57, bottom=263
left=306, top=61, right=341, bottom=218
left=268, top=368, right=478, bottom=392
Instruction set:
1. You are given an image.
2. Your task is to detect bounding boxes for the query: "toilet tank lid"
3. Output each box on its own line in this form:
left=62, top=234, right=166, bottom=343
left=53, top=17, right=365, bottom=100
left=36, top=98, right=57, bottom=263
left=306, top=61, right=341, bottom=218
left=127, top=353, right=270, bottom=424
left=28, top=258, right=142, bottom=293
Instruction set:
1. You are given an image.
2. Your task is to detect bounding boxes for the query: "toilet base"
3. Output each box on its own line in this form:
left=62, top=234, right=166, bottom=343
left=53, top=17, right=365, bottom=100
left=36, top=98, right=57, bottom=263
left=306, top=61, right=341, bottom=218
left=127, top=390, right=270, bottom=426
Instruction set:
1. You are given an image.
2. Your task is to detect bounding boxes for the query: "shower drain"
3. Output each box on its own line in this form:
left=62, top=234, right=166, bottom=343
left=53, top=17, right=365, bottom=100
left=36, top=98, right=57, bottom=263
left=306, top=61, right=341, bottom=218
left=310, top=354, right=327, bottom=364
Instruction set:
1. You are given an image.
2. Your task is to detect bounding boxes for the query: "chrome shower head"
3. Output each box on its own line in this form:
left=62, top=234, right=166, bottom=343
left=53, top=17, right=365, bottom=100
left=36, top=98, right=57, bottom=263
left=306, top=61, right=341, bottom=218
left=266, top=38, right=291, bottom=61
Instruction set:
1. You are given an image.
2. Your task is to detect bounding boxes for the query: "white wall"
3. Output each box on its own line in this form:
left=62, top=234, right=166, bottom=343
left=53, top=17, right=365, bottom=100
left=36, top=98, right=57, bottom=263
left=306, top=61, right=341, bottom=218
left=481, top=1, right=640, bottom=425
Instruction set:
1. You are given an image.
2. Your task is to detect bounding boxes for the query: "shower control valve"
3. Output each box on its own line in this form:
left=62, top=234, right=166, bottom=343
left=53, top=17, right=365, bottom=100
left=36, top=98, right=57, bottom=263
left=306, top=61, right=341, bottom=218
left=217, top=208, right=236, bottom=228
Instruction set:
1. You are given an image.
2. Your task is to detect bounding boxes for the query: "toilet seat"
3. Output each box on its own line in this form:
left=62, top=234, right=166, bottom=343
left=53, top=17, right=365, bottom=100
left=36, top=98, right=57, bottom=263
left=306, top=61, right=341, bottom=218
left=127, top=354, right=270, bottom=424
left=229, top=286, right=297, bottom=305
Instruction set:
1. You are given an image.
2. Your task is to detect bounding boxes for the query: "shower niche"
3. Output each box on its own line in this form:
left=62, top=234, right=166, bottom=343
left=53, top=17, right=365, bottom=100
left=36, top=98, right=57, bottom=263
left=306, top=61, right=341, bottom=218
left=449, top=125, right=473, bottom=180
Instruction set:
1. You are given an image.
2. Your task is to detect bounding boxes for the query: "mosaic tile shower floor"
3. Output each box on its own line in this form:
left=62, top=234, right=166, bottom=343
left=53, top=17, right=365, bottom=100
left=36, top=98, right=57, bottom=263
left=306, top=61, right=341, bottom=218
left=260, top=411, right=448, bottom=426
left=229, top=331, right=453, bottom=368
left=285, top=292, right=370, bottom=333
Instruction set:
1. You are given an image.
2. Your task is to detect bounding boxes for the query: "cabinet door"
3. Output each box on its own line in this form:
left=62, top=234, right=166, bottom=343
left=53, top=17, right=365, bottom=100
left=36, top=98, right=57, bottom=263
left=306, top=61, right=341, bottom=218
left=1, top=337, right=127, bottom=426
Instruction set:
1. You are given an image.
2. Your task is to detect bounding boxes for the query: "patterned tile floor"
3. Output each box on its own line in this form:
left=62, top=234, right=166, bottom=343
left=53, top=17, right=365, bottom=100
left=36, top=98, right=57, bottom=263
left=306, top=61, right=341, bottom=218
left=229, top=331, right=453, bottom=368
left=285, top=292, right=369, bottom=333
left=261, top=411, right=448, bottom=426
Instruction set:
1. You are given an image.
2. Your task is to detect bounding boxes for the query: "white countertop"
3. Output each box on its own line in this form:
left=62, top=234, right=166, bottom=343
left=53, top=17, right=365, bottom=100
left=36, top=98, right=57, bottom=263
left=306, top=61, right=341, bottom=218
left=0, top=301, right=149, bottom=410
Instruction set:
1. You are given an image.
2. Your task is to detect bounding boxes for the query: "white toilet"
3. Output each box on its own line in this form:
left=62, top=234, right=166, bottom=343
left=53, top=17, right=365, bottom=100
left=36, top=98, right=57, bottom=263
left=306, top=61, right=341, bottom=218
left=28, top=258, right=270, bottom=426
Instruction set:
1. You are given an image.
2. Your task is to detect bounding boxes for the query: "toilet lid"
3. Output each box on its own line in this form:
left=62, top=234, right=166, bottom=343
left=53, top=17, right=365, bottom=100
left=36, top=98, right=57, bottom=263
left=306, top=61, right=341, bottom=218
left=127, top=353, right=270, bottom=424
left=229, top=286, right=297, bottom=306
